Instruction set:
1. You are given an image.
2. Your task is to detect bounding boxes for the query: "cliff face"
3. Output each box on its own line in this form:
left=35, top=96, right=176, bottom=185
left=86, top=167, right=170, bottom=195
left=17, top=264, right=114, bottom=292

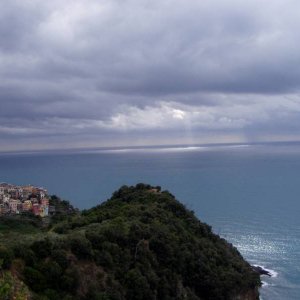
left=0, top=183, right=261, bottom=299
left=232, top=288, right=260, bottom=300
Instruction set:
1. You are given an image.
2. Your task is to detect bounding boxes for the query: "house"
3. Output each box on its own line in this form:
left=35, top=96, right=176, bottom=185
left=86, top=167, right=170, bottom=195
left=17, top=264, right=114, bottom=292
left=32, top=203, right=40, bottom=215
left=0, top=187, right=5, bottom=195
left=9, top=199, right=21, bottom=214
left=0, top=203, right=10, bottom=214
left=39, top=205, right=49, bottom=217
left=41, top=198, right=49, bottom=206
left=22, top=200, right=32, bottom=211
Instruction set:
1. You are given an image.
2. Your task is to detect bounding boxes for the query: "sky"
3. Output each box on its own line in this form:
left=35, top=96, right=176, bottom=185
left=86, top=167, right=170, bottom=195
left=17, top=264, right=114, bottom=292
left=1, top=0, right=300, bottom=151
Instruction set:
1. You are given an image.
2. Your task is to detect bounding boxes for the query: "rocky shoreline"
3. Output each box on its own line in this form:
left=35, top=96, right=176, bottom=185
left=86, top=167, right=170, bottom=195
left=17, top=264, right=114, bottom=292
left=252, top=265, right=272, bottom=277
left=231, top=265, right=275, bottom=300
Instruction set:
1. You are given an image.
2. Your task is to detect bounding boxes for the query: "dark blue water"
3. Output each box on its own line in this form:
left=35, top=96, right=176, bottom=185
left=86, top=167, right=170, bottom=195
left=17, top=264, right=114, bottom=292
left=1, top=143, right=300, bottom=299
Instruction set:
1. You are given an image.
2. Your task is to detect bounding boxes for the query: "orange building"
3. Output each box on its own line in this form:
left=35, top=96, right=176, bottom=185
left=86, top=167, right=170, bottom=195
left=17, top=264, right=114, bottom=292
left=22, top=200, right=32, bottom=211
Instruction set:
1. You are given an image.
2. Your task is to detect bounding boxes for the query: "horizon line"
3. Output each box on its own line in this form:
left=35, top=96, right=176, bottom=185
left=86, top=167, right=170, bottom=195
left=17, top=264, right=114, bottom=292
left=1, top=140, right=300, bottom=156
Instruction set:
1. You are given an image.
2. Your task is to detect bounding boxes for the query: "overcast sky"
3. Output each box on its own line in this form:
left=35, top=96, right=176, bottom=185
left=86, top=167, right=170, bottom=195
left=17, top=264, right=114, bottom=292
left=1, top=0, right=300, bottom=151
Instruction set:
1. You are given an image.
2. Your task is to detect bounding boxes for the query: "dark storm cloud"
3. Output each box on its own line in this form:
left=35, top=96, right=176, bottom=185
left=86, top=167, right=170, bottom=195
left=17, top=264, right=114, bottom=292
left=1, top=0, right=300, bottom=150
left=3, top=0, right=300, bottom=95
left=0, top=2, right=44, bottom=52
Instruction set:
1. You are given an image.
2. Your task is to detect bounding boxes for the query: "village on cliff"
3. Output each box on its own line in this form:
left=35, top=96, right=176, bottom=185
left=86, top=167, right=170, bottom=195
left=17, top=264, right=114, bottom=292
left=0, top=182, right=54, bottom=217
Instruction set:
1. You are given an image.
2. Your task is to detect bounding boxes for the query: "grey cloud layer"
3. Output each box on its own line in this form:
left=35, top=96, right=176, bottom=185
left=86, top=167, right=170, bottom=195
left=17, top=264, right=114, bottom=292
left=1, top=0, right=300, bottom=149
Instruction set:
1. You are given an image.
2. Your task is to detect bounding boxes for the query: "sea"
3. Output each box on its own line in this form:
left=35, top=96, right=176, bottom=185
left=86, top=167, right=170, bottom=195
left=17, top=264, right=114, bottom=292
left=1, top=142, right=300, bottom=299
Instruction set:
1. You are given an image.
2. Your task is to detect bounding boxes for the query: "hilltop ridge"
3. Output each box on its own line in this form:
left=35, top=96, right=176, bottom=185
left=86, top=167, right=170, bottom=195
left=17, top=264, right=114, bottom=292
left=0, top=183, right=260, bottom=299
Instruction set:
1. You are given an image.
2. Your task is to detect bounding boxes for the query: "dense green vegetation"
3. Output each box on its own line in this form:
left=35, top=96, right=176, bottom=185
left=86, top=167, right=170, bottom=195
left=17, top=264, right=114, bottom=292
left=0, top=184, right=260, bottom=299
left=49, top=195, right=79, bottom=223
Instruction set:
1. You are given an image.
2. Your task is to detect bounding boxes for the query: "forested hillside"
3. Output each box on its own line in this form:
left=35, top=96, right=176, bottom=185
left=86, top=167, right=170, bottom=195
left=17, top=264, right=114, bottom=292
left=0, top=184, right=260, bottom=300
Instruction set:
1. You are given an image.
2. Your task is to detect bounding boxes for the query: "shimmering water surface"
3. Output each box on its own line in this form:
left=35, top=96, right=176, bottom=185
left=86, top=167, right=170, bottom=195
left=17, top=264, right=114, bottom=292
left=1, top=143, right=300, bottom=299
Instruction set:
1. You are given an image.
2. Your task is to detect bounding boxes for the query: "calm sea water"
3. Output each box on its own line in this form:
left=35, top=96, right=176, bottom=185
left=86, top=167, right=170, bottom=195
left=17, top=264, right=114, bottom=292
left=1, top=143, right=300, bottom=299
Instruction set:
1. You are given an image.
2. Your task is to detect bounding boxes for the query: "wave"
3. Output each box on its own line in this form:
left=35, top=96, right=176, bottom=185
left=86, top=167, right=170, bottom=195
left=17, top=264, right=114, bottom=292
left=261, top=281, right=276, bottom=287
left=261, top=281, right=269, bottom=287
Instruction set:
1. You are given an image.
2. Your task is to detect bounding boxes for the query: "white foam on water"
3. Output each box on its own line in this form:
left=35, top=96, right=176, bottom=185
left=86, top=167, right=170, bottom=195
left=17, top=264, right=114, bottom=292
left=264, top=268, right=278, bottom=278
left=261, top=281, right=268, bottom=287
left=261, top=281, right=275, bottom=287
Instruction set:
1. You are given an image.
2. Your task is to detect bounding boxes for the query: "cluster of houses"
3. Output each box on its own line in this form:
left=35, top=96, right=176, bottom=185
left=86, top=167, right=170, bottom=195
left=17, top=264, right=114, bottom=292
left=0, top=183, right=52, bottom=217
